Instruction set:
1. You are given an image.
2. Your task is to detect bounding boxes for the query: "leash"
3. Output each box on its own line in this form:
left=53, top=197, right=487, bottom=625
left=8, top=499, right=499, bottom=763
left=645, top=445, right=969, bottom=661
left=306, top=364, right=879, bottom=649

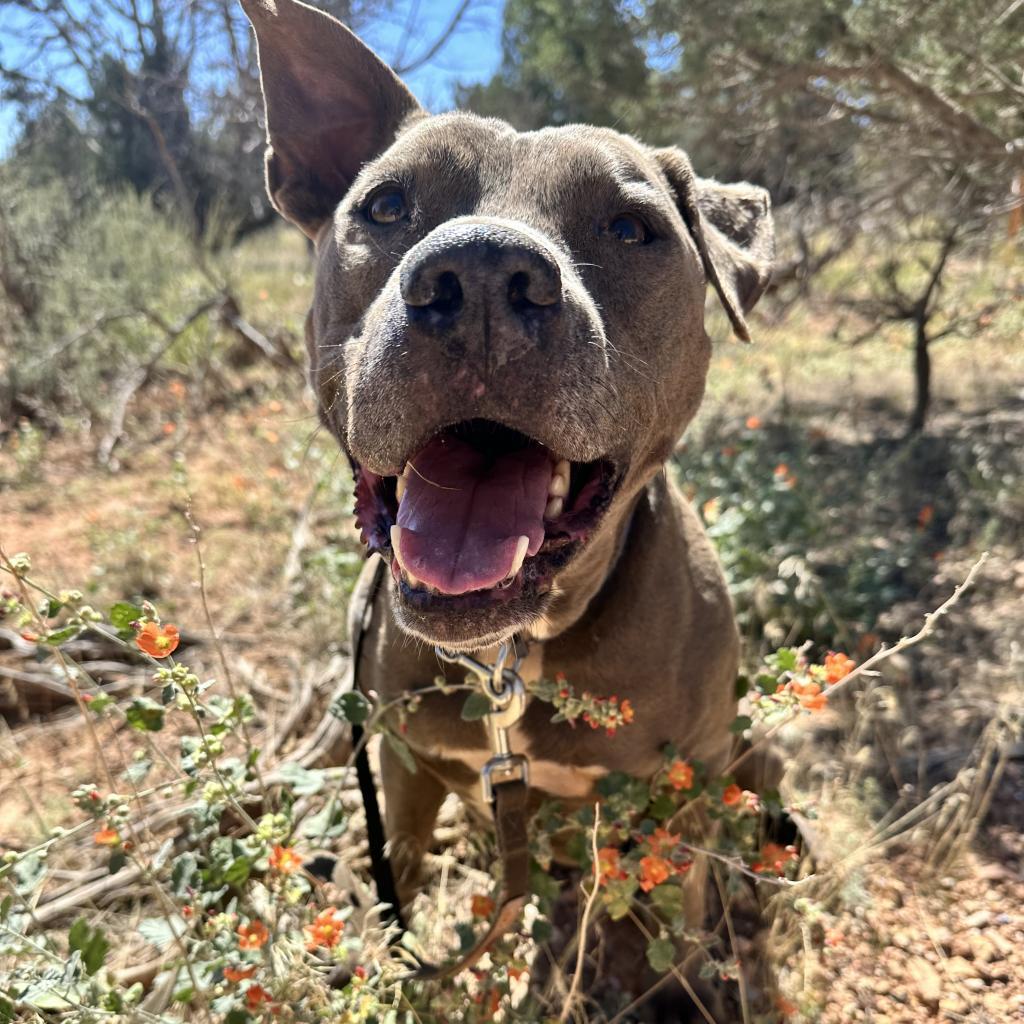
left=347, top=556, right=532, bottom=980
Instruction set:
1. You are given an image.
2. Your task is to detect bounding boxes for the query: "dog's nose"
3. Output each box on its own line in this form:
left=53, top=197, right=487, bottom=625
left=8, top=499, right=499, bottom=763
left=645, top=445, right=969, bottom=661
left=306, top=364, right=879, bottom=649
left=400, top=221, right=562, bottom=322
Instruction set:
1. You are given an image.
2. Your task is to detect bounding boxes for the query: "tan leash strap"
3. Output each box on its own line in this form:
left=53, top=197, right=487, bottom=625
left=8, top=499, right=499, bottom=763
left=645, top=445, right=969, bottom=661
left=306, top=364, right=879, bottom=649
left=410, top=778, right=530, bottom=980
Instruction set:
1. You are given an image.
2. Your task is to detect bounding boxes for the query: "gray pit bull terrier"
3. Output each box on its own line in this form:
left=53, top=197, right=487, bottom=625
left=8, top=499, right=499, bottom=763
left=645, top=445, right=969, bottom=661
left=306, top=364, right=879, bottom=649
left=241, top=0, right=774, bottom=947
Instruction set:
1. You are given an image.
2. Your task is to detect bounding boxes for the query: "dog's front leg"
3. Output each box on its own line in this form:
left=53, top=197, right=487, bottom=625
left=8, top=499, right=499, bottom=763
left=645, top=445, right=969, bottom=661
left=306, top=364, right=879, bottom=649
left=380, top=739, right=448, bottom=910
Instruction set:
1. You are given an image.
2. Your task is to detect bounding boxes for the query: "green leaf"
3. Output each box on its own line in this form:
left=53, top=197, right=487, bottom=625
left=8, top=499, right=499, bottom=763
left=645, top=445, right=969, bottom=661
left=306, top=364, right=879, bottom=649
left=41, top=625, right=82, bottom=646
left=455, top=922, right=477, bottom=954
left=460, top=691, right=492, bottom=721
left=223, top=856, right=251, bottom=886
left=107, top=851, right=127, bottom=875
left=330, top=690, right=371, bottom=725
left=138, top=916, right=185, bottom=950
left=171, top=853, right=198, bottom=898
left=772, top=647, right=798, bottom=672
left=299, top=801, right=346, bottom=840
left=109, top=602, right=143, bottom=630
left=276, top=762, right=325, bottom=796
left=729, top=715, right=753, bottom=734
left=646, top=937, right=676, bottom=974
left=649, top=793, right=676, bottom=821
left=123, top=758, right=153, bottom=785
left=0, top=996, right=13, bottom=1024
left=125, top=697, right=165, bottom=732
left=734, top=674, right=750, bottom=699
left=531, top=917, right=553, bottom=943
left=68, top=917, right=109, bottom=975
left=650, top=883, right=685, bottom=917
left=44, top=597, right=63, bottom=618
left=385, top=733, right=417, bottom=774
left=12, top=853, right=45, bottom=896
left=86, top=692, right=113, bottom=713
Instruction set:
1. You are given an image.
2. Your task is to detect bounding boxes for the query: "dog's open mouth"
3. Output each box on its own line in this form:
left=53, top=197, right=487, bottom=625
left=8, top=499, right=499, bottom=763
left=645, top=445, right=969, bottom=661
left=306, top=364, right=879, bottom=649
left=353, top=420, right=618, bottom=608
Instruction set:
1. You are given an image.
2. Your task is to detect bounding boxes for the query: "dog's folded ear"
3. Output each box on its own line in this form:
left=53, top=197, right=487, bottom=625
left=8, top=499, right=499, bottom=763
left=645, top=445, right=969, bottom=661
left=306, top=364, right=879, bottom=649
left=653, top=147, right=774, bottom=342
left=241, top=0, right=422, bottom=238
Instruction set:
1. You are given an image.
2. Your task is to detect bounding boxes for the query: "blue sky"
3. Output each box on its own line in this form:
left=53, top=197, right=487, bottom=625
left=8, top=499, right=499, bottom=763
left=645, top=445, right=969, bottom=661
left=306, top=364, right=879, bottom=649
left=0, top=0, right=506, bottom=156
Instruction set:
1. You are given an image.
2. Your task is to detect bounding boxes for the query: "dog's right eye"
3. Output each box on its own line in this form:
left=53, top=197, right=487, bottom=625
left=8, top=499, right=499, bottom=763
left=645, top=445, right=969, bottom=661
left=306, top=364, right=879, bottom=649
left=365, top=187, right=408, bottom=225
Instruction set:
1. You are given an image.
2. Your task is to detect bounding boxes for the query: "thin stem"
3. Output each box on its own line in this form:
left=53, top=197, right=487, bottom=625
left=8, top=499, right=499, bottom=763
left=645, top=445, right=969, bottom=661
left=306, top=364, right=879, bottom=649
left=559, top=802, right=602, bottom=1023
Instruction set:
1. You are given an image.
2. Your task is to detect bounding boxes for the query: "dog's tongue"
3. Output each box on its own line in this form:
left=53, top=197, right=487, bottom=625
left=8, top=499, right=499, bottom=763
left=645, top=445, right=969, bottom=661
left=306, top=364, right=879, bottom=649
left=394, top=433, right=553, bottom=595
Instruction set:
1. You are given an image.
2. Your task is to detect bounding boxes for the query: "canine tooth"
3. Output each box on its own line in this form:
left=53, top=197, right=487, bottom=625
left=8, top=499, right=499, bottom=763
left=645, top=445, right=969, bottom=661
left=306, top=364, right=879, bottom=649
left=396, top=474, right=407, bottom=502
left=390, top=525, right=406, bottom=566
left=508, top=535, right=530, bottom=578
left=550, top=459, right=570, bottom=497
left=545, top=496, right=564, bottom=519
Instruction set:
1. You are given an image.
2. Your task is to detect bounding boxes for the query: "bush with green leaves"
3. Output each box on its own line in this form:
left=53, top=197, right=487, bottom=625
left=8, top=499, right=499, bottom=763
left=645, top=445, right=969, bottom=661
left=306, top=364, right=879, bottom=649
left=0, top=549, right=865, bottom=1022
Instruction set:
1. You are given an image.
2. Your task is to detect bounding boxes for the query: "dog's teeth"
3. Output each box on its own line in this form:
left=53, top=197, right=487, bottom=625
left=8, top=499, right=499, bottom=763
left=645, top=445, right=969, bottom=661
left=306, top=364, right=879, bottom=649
left=549, top=459, right=570, bottom=498
left=405, top=570, right=421, bottom=588
left=507, top=535, right=530, bottom=579
left=390, top=525, right=406, bottom=567
left=396, top=472, right=407, bottom=502
left=545, top=496, right=564, bottom=520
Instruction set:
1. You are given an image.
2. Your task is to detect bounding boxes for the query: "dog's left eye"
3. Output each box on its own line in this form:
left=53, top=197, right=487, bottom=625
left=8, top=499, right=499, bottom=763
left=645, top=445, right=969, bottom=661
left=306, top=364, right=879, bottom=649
left=607, top=214, right=649, bottom=245
left=366, top=187, right=408, bottom=225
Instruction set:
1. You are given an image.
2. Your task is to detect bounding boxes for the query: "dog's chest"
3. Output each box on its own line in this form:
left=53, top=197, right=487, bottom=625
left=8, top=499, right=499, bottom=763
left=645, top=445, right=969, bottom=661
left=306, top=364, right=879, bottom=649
left=416, top=641, right=611, bottom=804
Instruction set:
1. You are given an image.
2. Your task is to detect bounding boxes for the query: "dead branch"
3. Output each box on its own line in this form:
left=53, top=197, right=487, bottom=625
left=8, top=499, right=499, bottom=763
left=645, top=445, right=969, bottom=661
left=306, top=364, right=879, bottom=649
left=95, top=295, right=220, bottom=468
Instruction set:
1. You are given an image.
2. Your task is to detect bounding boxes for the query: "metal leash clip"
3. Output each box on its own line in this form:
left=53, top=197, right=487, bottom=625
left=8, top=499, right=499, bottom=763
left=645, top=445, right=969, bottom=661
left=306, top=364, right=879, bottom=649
left=435, top=641, right=530, bottom=803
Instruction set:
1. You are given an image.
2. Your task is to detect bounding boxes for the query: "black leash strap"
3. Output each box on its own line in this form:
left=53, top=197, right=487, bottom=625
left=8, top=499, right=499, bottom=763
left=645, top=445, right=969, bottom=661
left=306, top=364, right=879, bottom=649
left=352, top=721, right=405, bottom=931
left=348, top=556, right=406, bottom=931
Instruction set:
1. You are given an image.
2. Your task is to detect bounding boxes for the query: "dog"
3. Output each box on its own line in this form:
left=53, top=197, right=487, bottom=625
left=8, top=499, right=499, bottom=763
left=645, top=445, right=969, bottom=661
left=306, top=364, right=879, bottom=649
left=241, top=0, right=774, bottom=989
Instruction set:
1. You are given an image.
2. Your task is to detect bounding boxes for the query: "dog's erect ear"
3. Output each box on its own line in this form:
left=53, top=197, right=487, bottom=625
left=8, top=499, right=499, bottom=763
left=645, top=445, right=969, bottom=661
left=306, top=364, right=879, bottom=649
left=653, top=147, right=774, bottom=342
left=240, top=0, right=422, bottom=237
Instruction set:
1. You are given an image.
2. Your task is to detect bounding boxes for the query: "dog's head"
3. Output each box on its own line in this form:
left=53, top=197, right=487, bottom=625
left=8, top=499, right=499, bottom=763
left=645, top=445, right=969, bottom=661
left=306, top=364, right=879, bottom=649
left=242, top=0, right=773, bottom=649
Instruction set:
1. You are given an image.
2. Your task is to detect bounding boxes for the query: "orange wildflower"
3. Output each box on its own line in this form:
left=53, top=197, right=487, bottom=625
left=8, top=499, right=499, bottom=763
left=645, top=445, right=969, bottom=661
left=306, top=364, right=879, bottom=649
left=168, top=380, right=187, bottom=400
left=620, top=698, right=635, bottom=724
left=245, top=984, right=273, bottom=1010
left=237, top=920, right=269, bottom=951
left=721, top=783, right=743, bottom=807
left=745, top=416, right=762, bottom=430
left=304, top=907, right=345, bottom=950
left=823, top=652, right=855, bottom=685
left=753, top=842, right=798, bottom=875
left=268, top=845, right=302, bottom=874
left=646, top=828, right=679, bottom=856
left=471, top=894, right=496, bottom=919
left=596, top=846, right=627, bottom=885
left=791, top=680, right=827, bottom=712
left=135, top=621, right=180, bottom=659
left=93, top=826, right=120, bottom=846
left=917, top=504, right=934, bottom=528
left=773, top=463, right=796, bottom=488
left=638, top=855, right=672, bottom=893
left=775, top=995, right=798, bottom=1016
left=224, top=964, right=257, bottom=983
left=825, top=928, right=845, bottom=947
left=667, top=759, right=694, bottom=791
